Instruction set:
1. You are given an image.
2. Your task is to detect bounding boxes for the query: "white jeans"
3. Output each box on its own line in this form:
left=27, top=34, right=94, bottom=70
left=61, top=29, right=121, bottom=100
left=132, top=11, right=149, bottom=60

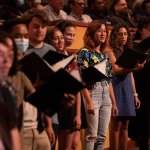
left=85, top=82, right=112, bottom=150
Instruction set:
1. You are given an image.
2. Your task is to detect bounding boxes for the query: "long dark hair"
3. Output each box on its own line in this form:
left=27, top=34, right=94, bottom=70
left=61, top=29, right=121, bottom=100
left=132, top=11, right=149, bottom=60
left=83, top=20, right=108, bottom=52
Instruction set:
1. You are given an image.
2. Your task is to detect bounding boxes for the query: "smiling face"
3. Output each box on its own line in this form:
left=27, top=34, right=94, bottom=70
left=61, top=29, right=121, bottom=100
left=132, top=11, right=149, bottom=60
left=50, top=30, right=65, bottom=53
left=94, top=24, right=107, bottom=45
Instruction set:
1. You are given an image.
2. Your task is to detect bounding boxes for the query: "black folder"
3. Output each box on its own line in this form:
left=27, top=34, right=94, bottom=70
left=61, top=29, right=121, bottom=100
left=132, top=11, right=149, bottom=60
left=43, top=50, right=68, bottom=65
left=115, top=48, right=148, bottom=68
left=20, top=52, right=54, bottom=83
left=115, top=37, right=150, bottom=68
left=81, top=59, right=107, bottom=84
left=135, top=37, right=150, bottom=53
left=26, top=68, right=85, bottom=117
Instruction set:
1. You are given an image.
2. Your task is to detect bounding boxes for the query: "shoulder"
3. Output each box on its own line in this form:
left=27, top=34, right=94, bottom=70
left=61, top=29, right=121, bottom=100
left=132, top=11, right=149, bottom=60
left=43, top=43, right=56, bottom=51
left=82, top=14, right=92, bottom=22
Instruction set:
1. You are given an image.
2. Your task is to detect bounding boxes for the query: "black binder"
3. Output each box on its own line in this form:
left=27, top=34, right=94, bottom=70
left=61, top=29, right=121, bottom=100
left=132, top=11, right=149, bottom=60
left=115, top=37, right=150, bottom=68
left=81, top=59, right=107, bottom=84
left=43, top=50, right=68, bottom=65
left=115, top=48, right=148, bottom=68
left=26, top=68, right=85, bottom=117
left=20, top=52, right=54, bottom=83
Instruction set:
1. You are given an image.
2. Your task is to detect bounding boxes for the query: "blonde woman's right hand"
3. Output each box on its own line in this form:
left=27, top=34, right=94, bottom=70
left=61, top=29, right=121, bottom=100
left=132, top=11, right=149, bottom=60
left=87, top=102, right=94, bottom=115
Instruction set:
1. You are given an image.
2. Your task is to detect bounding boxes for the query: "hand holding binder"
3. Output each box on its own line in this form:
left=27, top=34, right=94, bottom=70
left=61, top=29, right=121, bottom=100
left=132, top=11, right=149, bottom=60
left=115, top=37, right=150, bottom=68
left=24, top=53, right=85, bottom=116
left=81, top=59, right=107, bottom=84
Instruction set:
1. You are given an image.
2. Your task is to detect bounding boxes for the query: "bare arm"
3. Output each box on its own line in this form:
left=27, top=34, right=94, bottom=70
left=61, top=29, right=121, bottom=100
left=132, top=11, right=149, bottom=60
left=109, top=83, right=118, bottom=116
left=81, top=88, right=94, bottom=115
left=11, top=127, right=22, bottom=150
left=43, top=115, right=55, bottom=147
left=130, top=73, right=141, bottom=109
left=73, top=92, right=81, bottom=129
left=106, top=49, right=144, bottom=75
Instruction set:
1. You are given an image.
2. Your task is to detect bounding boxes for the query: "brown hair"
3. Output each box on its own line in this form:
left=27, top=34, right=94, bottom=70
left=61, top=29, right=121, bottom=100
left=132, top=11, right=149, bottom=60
left=45, top=27, right=61, bottom=44
left=83, top=20, right=108, bottom=52
left=23, top=8, right=49, bottom=26
left=109, top=24, right=133, bottom=58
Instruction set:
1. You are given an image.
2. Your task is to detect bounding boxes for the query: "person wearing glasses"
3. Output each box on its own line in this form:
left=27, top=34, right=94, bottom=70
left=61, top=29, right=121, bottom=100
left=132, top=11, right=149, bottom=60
left=67, top=0, right=92, bottom=23
left=44, top=0, right=67, bottom=21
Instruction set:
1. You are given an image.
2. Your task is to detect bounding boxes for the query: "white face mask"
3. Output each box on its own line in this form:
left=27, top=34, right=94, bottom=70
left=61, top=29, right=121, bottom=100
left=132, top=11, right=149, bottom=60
left=14, top=38, right=29, bottom=54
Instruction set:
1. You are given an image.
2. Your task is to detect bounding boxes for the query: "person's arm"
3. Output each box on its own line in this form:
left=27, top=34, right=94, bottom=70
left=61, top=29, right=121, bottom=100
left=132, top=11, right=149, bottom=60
left=43, top=115, right=55, bottom=147
left=73, top=92, right=81, bottom=130
left=109, top=82, right=118, bottom=116
left=81, top=88, right=94, bottom=115
left=10, top=127, right=22, bottom=150
left=106, top=49, right=145, bottom=75
left=130, top=73, right=141, bottom=109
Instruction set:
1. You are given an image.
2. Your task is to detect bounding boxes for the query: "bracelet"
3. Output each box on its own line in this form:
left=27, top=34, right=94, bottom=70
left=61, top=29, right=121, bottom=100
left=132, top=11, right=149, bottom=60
left=134, top=93, right=138, bottom=97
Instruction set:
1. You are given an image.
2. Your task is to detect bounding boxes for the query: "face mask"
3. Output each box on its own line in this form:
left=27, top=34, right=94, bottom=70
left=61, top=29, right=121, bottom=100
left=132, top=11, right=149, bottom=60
left=14, top=38, right=29, bottom=54
left=17, top=0, right=25, bottom=6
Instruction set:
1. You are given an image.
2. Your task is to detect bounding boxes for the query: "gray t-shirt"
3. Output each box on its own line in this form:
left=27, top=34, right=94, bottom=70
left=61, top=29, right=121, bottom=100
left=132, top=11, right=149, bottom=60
left=25, top=43, right=56, bottom=58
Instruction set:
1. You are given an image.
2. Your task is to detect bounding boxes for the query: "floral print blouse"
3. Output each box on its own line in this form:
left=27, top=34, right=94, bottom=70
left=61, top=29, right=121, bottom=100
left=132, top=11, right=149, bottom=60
left=77, top=47, right=112, bottom=83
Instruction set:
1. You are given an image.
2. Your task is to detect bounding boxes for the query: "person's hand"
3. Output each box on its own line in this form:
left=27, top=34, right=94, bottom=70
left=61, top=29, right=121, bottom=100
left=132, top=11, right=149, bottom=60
left=112, top=105, right=118, bottom=116
left=62, top=93, right=76, bottom=108
left=87, top=102, right=94, bottom=115
left=33, top=73, right=43, bottom=89
left=134, top=60, right=146, bottom=71
left=45, top=127, right=55, bottom=147
left=73, top=115, right=81, bottom=130
left=134, top=96, right=141, bottom=109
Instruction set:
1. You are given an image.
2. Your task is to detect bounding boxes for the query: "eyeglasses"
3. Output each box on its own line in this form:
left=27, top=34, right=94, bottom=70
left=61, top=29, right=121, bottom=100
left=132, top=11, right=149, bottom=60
left=73, top=2, right=85, bottom=7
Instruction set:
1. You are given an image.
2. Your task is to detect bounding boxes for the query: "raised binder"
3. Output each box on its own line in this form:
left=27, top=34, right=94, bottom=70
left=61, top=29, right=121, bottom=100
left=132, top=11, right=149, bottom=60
left=26, top=67, right=85, bottom=117
left=81, top=59, right=107, bottom=84
left=115, top=37, right=150, bottom=68
left=43, top=50, right=68, bottom=65
left=20, top=52, right=54, bottom=83
left=20, top=52, right=75, bottom=83
left=115, top=47, right=148, bottom=68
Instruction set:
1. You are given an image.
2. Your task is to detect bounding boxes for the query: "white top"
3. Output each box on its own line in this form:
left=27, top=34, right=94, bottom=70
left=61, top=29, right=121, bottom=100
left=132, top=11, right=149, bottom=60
left=67, top=12, right=92, bottom=23
left=23, top=102, right=38, bottom=130
left=44, top=5, right=67, bottom=21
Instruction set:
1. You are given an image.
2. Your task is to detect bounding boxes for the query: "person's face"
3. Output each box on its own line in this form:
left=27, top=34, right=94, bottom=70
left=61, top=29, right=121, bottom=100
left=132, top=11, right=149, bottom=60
left=94, top=24, right=107, bottom=45
left=11, top=24, right=29, bottom=39
left=63, top=27, right=76, bottom=47
left=93, top=0, right=105, bottom=13
left=115, top=0, right=128, bottom=14
left=50, top=30, right=65, bottom=52
left=141, top=25, right=150, bottom=40
left=28, top=17, right=47, bottom=44
left=117, top=27, right=128, bottom=46
left=145, top=2, right=150, bottom=15
left=71, top=0, right=85, bottom=15
left=49, top=0, right=64, bottom=11
left=0, top=42, right=12, bottom=76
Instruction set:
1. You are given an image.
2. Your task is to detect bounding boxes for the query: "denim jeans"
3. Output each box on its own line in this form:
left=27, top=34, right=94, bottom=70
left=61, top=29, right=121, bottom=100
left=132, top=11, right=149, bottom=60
left=85, top=81, right=112, bottom=150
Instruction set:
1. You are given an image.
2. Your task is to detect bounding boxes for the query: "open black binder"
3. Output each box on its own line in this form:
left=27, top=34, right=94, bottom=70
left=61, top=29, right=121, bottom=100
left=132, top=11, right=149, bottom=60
left=43, top=50, right=68, bottom=65
left=20, top=52, right=54, bottom=83
left=81, top=59, right=107, bottom=84
left=115, top=37, right=150, bottom=68
left=26, top=68, right=85, bottom=116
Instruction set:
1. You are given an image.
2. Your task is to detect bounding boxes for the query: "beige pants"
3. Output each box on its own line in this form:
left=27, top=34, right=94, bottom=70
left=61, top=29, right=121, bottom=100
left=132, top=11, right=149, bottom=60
left=23, top=129, right=51, bottom=150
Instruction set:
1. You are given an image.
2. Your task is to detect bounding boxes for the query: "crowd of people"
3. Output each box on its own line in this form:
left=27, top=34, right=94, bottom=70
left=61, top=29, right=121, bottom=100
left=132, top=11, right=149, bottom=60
left=0, top=0, right=150, bottom=150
